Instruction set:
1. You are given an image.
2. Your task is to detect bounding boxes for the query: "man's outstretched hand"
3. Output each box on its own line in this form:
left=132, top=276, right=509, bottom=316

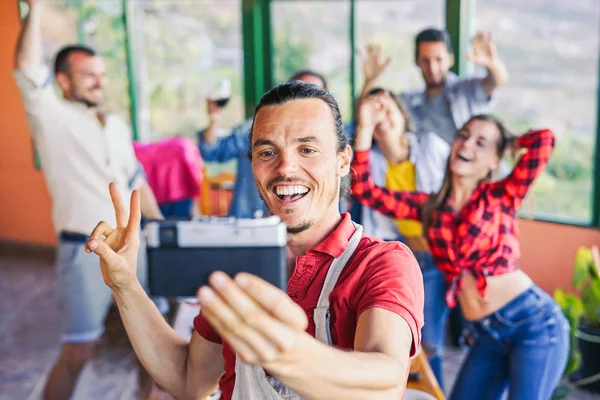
left=198, top=271, right=309, bottom=373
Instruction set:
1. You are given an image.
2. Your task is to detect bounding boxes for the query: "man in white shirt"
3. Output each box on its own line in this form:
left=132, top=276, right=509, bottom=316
left=13, top=1, right=163, bottom=399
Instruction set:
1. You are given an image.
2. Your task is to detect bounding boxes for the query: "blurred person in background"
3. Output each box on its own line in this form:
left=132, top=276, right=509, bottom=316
left=351, top=87, right=451, bottom=390
left=13, top=0, right=164, bottom=398
left=361, top=28, right=509, bottom=350
left=198, top=70, right=327, bottom=219
left=362, top=28, right=508, bottom=145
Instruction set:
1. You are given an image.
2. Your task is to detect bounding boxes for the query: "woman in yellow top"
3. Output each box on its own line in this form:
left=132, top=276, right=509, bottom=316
left=355, top=88, right=451, bottom=390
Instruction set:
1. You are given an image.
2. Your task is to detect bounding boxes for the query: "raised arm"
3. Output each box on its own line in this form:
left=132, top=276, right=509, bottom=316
left=14, top=0, right=43, bottom=70
left=202, top=99, right=224, bottom=146
left=467, top=32, right=508, bottom=96
left=357, top=43, right=392, bottom=99
left=13, top=0, right=61, bottom=125
left=86, top=184, right=222, bottom=399
left=492, top=129, right=556, bottom=208
left=199, top=117, right=252, bottom=163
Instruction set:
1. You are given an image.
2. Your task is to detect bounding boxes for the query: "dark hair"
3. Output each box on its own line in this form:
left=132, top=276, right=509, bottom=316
left=288, top=69, right=328, bottom=91
left=364, top=87, right=416, bottom=134
left=421, top=114, right=515, bottom=231
left=54, top=45, right=96, bottom=76
left=248, top=81, right=347, bottom=159
left=414, top=28, right=452, bottom=61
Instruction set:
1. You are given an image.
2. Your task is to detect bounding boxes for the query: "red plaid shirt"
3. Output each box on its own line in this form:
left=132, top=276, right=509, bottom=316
left=351, top=129, right=556, bottom=307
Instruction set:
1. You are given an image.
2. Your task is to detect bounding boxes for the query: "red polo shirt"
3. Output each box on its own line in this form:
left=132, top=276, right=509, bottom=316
left=193, top=213, right=424, bottom=399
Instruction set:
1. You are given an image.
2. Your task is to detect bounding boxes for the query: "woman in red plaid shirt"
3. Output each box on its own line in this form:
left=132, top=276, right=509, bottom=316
left=351, top=92, right=569, bottom=400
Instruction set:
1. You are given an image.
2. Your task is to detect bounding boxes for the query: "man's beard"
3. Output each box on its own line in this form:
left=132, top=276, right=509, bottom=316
left=287, top=220, right=313, bottom=234
left=72, top=91, right=101, bottom=108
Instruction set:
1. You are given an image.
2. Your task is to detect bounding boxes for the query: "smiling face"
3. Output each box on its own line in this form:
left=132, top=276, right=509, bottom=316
left=416, top=41, right=454, bottom=90
left=449, top=118, right=502, bottom=180
left=250, top=98, right=351, bottom=235
left=56, top=53, right=107, bottom=108
left=369, top=92, right=407, bottom=160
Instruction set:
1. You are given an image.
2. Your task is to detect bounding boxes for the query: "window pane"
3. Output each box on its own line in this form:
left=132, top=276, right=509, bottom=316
left=80, top=1, right=130, bottom=124
left=272, top=1, right=352, bottom=121
left=476, top=0, right=599, bottom=223
left=355, top=0, right=445, bottom=93
left=133, top=0, right=244, bottom=140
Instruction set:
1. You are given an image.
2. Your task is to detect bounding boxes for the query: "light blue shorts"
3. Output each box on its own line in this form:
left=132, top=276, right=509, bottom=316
left=55, top=234, right=149, bottom=343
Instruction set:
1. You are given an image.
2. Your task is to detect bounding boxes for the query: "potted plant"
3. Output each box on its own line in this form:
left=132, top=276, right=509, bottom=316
left=553, top=245, right=600, bottom=398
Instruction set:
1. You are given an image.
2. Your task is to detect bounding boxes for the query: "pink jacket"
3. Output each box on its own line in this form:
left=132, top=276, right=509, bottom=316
left=134, top=137, right=203, bottom=204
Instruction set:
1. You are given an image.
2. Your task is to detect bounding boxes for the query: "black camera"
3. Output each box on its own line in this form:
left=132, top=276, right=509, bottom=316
left=145, top=216, right=288, bottom=297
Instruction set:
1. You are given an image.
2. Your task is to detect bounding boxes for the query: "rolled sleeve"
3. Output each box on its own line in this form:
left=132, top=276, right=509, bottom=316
left=354, top=242, right=424, bottom=356
left=460, top=76, right=492, bottom=106
left=128, top=161, right=147, bottom=190
left=193, top=311, right=222, bottom=344
left=13, top=66, right=57, bottom=110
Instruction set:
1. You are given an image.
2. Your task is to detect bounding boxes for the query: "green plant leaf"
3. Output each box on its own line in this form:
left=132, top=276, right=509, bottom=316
left=574, top=246, right=593, bottom=289
left=565, top=349, right=582, bottom=376
left=581, top=286, right=600, bottom=325
left=554, top=289, right=584, bottom=320
left=591, top=275, right=600, bottom=300
left=554, top=289, right=567, bottom=307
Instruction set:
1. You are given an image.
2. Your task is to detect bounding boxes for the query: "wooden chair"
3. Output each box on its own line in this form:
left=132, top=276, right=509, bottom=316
left=407, top=347, right=446, bottom=400
left=200, top=170, right=235, bottom=216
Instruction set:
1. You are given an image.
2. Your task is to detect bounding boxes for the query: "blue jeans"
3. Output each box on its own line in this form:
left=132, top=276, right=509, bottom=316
left=414, top=251, right=450, bottom=392
left=450, top=285, right=570, bottom=400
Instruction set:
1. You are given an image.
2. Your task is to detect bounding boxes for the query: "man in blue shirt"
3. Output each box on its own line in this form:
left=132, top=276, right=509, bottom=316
left=361, top=29, right=508, bottom=145
left=403, top=28, right=508, bottom=144
left=198, top=71, right=327, bottom=218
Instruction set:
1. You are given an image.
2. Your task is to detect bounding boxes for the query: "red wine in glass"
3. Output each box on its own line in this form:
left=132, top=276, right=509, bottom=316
left=214, top=98, right=230, bottom=108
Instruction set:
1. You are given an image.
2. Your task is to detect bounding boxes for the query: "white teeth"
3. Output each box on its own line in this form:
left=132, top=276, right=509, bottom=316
left=458, top=152, right=471, bottom=161
left=275, top=185, right=309, bottom=196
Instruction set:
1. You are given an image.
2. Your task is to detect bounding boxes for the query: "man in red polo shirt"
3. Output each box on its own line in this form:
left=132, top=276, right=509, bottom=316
left=86, top=81, right=424, bottom=399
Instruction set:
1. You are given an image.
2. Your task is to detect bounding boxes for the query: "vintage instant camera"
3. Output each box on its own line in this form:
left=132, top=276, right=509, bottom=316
left=145, top=216, right=288, bottom=297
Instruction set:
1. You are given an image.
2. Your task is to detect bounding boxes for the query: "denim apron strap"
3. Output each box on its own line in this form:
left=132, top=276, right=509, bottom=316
left=313, top=223, right=363, bottom=345
left=231, top=223, right=364, bottom=400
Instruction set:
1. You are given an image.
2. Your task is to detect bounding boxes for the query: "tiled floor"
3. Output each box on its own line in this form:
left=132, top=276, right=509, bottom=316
left=1, top=254, right=599, bottom=400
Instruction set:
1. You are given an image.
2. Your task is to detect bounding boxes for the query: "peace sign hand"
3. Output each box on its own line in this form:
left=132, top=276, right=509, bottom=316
left=86, top=183, right=142, bottom=291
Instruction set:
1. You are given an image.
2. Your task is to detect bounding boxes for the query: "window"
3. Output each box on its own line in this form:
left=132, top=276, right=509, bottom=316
left=272, top=0, right=352, bottom=121
left=475, top=0, right=599, bottom=223
left=355, top=0, right=445, bottom=93
left=79, top=1, right=131, bottom=124
left=132, top=0, right=244, bottom=141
